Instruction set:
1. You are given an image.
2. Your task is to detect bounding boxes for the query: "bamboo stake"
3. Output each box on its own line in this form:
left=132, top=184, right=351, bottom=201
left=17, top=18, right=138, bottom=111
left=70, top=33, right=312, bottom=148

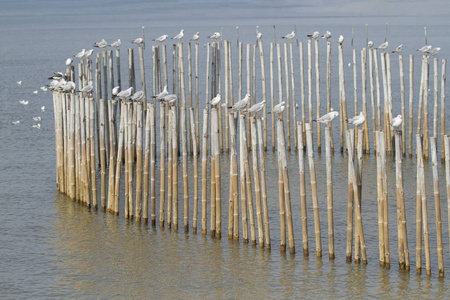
left=415, top=134, right=423, bottom=273
left=182, top=108, right=189, bottom=233
left=195, top=43, right=199, bottom=152
left=374, top=49, right=381, bottom=132
left=277, top=44, right=283, bottom=112
left=444, top=136, right=450, bottom=254
left=239, top=114, right=249, bottom=243
left=270, top=42, right=275, bottom=151
left=362, top=49, right=370, bottom=153
left=190, top=108, right=198, bottom=233
left=159, top=102, right=166, bottom=227
left=188, top=42, right=193, bottom=154
left=259, top=40, right=267, bottom=151
left=417, top=56, right=426, bottom=138
left=251, top=117, right=264, bottom=247
left=230, top=113, right=239, bottom=240
left=277, top=119, right=286, bottom=252
left=228, top=112, right=235, bottom=239
left=257, top=117, right=270, bottom=248
left=326, top=41, right=333, bottom=152
left=68, top=94, right=76, bottom=200
left=409, top=55, right=414, bottom=157
left=339, top=42, right=348, bottom=152
left=246, top=44, right=251, bottom=151
left=284, top=43, right=291, bottom=151
left=386, top=53, right=393, bottom=154
left=380, top=131, right=390, bottom=267
left=107, top=100, right=117, bottom=213
left=376, top=132, right=385, bottom=265
left=315, top=39, right=321, bottom=152
left=346, top=129, right=354, bottom=262
left=441, top=60, right=447, bottom=161
left=167, top=106, right=173, bottom=228
left=224, top=41, right=230, bottom=153
left=213, top=108, right=221, bottom=238
left=135, top=102, right=143, bottom=222
left=114, top=102, right=125, bottom=216
left=238, top=42, right=243, bottom=104
left=430, top=137, right=444, bottom=277
left=123, top=103, right=129, bottom=217
left=210, top=109, right=216, bottom=237
left=138, top=45, right=147, bottom=109
left=307, top=40, right=313, bottom=145
left=127, top=102, right=134, bottom=220
left=172, top=107, right=178, bottom=230
left=395, top=131, right=408, bottom=269
left=325, top=127, right=334, bottom=259
left=306, top=123, right=321, bottom=257
left=433, top=58, right=438, bottom=139
left=369, top=49, right=376, bottom=153
left=201, top=109, right=209, bottom=235
left=298, top=122, right=308, bottom=256
left=300, top=42, right=306, bottom=148
left=354, top=129, right=367, bottom=264
left=290, top=41, right=297, bottom=151
left=423, top=55, right=430, bottom=159
left=99, top=98, right=106, bottom=211
left=399, top=54, right=405, bottom=156
left=150, top=103, right=156, bottom=226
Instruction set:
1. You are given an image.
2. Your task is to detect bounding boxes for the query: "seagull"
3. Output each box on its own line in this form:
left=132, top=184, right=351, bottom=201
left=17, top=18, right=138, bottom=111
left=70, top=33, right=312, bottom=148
left=376, top=41, right=389, bottom=50
left=321, top=31, right=331, bottom=40
left=109, top=39, right=121, bottom=48
left=152, top=85, right=168, bottom=100
left=48, top=72, right=65, bottom=80
left=117, top=87, right=134, bottom=100
left=17, top=81, right=22, bottom=85
left=208, top=32, right=221, bottom=40
left=84, top=49, right=94, bottom=58
left=229, top=94, right=251, bottom=111
left=208, top=94, right=221, bottom=106
left=131, top=90, right=145, bottom=101
left=417, top=45, right=432, bottom=53
left=41, top=106, right=45, bottom=112
left=161, top=94, right=177, bottom=105
left=307, top=31, right=320, bottom=39
left=391, top=114, right=402, bottom=129
left=270, top=101, right=286, bottom=118
left=172, top=29, right=184, bottom=41
left=338, top=35, right=344, bottom=45
left=153, top=34, right=168, bottom=43
left=282, top=31, right=295, bottom=40
left=33, top=90, right=38, bottom=94
left=79, top=82, right=94, bottom=95
left=93, top=39, right=107, bottom=48
left=11, top=120, right=20, bottom=125
left=62, top=81, right=76, bottom=92
left=32, top=123, right=41, bottom=129
left=112, top=86, right=120, bottom=97
left=392, top=44, right=403, bottom=53
left=66, top=58, right=74, bottom=66
left=132, top=38, right=144, bottom=45
left=368, top=41, right=374, bottom=48
left=313, top=108, right=339, bottom=124
left=19, top=100, right=28, bottom=105
left=40, top=86, right=48, bottom=91
left=191, top=32, right=200, bottom=41
left=256, top=31, right=262, bottom=40
left=74, top=49, right=85, bottom=58
left=428, top=47, right=441, bottom=56
left=33, top=116, right=41, bottom=122
left=245, top=100, right=266, bottom=115
left=347, top=112, right=365, bottom=126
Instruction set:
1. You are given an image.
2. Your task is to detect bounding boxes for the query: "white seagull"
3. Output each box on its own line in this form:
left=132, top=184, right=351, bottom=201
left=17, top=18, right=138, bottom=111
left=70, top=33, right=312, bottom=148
left=153, top=34, right=168, bottom=43
left=112, top=86, right=120, bottom=97
left=392, top=44, right=403, bottom=53
left=321, top=31, right=331, bottom=40
left=79, top=82, right=94, bottom=95
left=109, top=39, right=121, bottom=48
left=313, top=108, right=339, bottom=124
left=245, top=100, right=266, bottom=115
left=428, top=47, right=441, bottom=56
left=208, top=94, right=221, bottom=106
left=17, top=81, right=22, bottom=85
left=94, top=39, right=107, bottom=48
left=256, top=31, right=262, bottom=40
left=376, top=41, right=389, bottom=50
left=391, top=114, right=402, bottom=129
left=338, top=35, right=344, bottom=45
left=417, top=45, right=432, bottom=52
left=11, top=120, right=20, bottom=125
left=84, top=49, right=94, bottom=58
left=62, top=81, right=76, bottom=93
left=172, top=29, right=184, bottom=41
left=368, top=41, right=374, bottom=48
left=348, top=112, right=365, bottom=126
left=32, top=123, right=41, bottom=129
left=282, top=31, right=295, bottom=40
left=208, top=32, right=221, bottom=40
left=19, top=100, right=28, bottom=105
left=33, top=116, right=41, bottom=122
left=270, top=101, right=286, bottom=117
left=132, top=38, right=144, bottom=45
left=131, top=90, right=145, bottom=101
left=307, top=31, right=320, bottom=39
left=41, top=106, right=45, bottom=112
left=74, top=49, right=85, bottom=58
left=33, top=90, right=38, bottom=94
left=152, top=85, right=168, bottom=100
left=161, top=94, right=177, bottom=105
left=66, top=58, right=74, bottom=66
left=230, top=94, right=251, bottom=111
left=117, top=87, right=134, bottom=100
left=191, top=32, right=200, bottom=41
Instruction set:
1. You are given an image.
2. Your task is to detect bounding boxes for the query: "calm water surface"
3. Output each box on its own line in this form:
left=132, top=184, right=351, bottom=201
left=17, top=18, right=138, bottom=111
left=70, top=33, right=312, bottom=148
left=1, top=3, right=450, bottom=298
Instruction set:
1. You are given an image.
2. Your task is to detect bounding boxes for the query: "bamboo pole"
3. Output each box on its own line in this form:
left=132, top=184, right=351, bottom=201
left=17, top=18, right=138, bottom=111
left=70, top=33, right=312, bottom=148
left=135, top=102, right=143, bottom=222
left=251, top=117, right=264, bottom=247
left=306, top=123, right=321, bottom=257
left=138, top=45, right=147, bottom=109
left=423, top=55, right=430, bottom=159
left=376, top=132, right=385, bottom=265
left=307, top=40, right=313, bottom=146
left=224, top=41, right=230, bottom=153
left=182, top=108, right=189, bottom=233
left=127, top=102, right=134, bottom=219
left=210, top=109, right=216, bottom=238
left=188, top=42, right=193, bottom=154
left=238, top=42, right=243, bottom=105
left=284, top=43, right=291, bottom=151
left=430, top=137, right=444, bottom=277
left=369, top=49, right=376, bottom=153
left=270, top=42, right=275, bottom=151
left=123, top=103, right=129, bottom=218
left=315, top=39, right=321, bottom=152
left=150, top=103, right=156, bottom=226
left=409, top=55, right=414, bottom=157
left=201, top=109, right=209, bottom=235
left=259, top=40, right=267, bottom=151
left=230, top=113, right=239, bottom=240
left=298, top=122, right=308, bottom=256
left=399, top=54, right=405, bottom=156
left=172, top=107, right=178, bottom=230
left=68, top=94, right=76, bottom=200
left=107, top=100, right=117, bottom=213
left=114, top=102, right=125, bottom=216
left=213, top=108, right=221, bottom=238
left=167, top=106, right=173, bottom=228
left=380, top=131, right=390, bottom=267
left=277, top=119, right=286, bottom=252
left=190, top=108, right=198, bottom=233
left=346, top=129, right=354, bottom=262
left=441, top=60, right=447, bottom=161
left=290, top=41, right=297, bottom=151
left=374, top=50, right=381, bottom=132
left=228, top=112, right=235, bottom=239
left=339, top=42, right=348, bottom=152
left=159, top=101, right=166, bottom=227
left=239, top=114, right=249, bottom=243
left=433, top=58, right=438, bottom=139
left=325, top=127, right=334, bottom=259
left=99, top=98, right=106, bottom=211
left=417, top=56, right=426, bottom=137
left=416, top=134, right=423, bottom=273
left=257, top=117, right=270, bottom=248
left=444, top=136, right=450, bottom=254
left=116, top=48, right=121, bottom=90
left=326, top=41, right=333, bottom=152
left=195, top=43, right=199, bottom=152
left=362, top=49, right=370, bottom=153
left=247, top=44, right=251, bottom=151
left=277, top=44, right=283, bottom=113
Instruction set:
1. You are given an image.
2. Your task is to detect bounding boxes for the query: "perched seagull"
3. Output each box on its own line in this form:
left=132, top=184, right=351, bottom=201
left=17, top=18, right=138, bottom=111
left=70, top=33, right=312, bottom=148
left=33, top=90, right=38, bottom=94
left=391, top=114, right=402, bottom=129
left=338, top=35, right=344, bottom=45
left=153, top=34, right=168, bottom=43
left=256, top=31, right=262, bottom=40
left=41, top=106, right=45, bottom=112
left=132, top=38, right=144, bottom=45
left=428, top=47, right=441, bottom=56
left=392, top=44, right=403, bottom=53
left=376, top=41, right=389, bottom=50
left=32, top=123, right=41, bottom=129
left=109, top=39, right=121, bottom=48
left=48, top=72, right=65, bottom=80
left=270, top=101, right=286, bottom=117
left=245, top=100, right=266, bottom=115
left=17, top=81, right=22, bottom=85
left=208, top=32, right=221, bottom=40
left=93, top=39, right=107, bottom=48
left=307, top=31, right=320, bottom=39
left=84, top=49, right=94, bottom=58
left=172, top=29, right=184, bottom=41
left=40, top=86, right=48, bottom=92
left=208, top=94, right=221, bottom=106
left=282, top=31, right=295, bottom=40
left=152, top=85, right=168, bottom=100
left=112, top=86, right=120, bottom=97
left=191, top=32, right=200, bottom=41
left=66, top=58, right=74, bottom=66
left=33, top=116, right=41, bottom=122
left=417, top=45, right=432, bottom=52
left=230, top=94, right=251, bottom=111
left=11, top=120, right=20, bottom=125
left=19, top=100, right=28, bottom=105
left=161, top=94, right=177, bottom=105
left=131, top=90, right=145, bottom=101
left=74, top=49, right=86, bottom=58
left=348, top=112, right=365, bottom=126
left=313, top=108, right=339, bottom=124
left=79, top=82, right=94, bottom=95
left=117, top=87, right=134, bottom=100
left=321, top=31, right=331, bottom=40
left=367, top=41, right=374, bottom=48
left=62, top=81, right=76, bottom=93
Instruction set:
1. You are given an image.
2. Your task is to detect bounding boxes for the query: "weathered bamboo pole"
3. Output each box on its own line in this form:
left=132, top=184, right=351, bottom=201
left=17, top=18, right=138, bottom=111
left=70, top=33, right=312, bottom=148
left=430, top=137, right=444, bottom=277
left=259, top=40, right=267, bottom=151
left=417, top=56, right=426, bottom=138
left=127, top=102, right=134, bottom=220
left=230, top=113, right=239, bottom=240
left=172, top=107, right=178, bottom=230
left=167, top=106, right=173, bottom=228
left=195, top=43, right=199, bottom=152
left=284, top=43, right=291, bottom=151
left=353, top=49, right=358, bottom=120
left=238, top=42, right=243, bottom=102
left=270, top=42, right=275, bottom=151
left=399, top=54, right=405, bottom=156
left=380, top=131, right=390, bottom=267
left=201, top=109, right=209, bottom=235
left=376, top=132, right=385, bottom=265
left=138, top=45, right=147, bottom=109
left=444, top=136, right=450, bottom=253
left=346, top=129, right=355, bottom=262
left=190, top=108, right=198, bottom=233
left=380, top=52, right=389, bottom=152
left=188, top=42, right=193, bottom=154
left=277, top=44, right=283, bottom=113
left=369, top=49, right=376, bottom=154
left=95, top=54, right=101, bottom=168
left=239, top=113, right=249, bottom=242
left=224, top=41, right=230, bottom=153
left=326, top=41, right=333, bottom=152
left=338, top=42, right=348, bottom=152
left=116, top=48, right=121, bottom=90
left=257, top=117, right=270, bottom=248
left=415, top=134, right=423, bottom=273
left=150, top=103, right=156, bottom=226
left=211, top=108, right=220, bottom=238
left=107, top=100, right=117, bottom=213
left=441, top=60, right=447, bottom=161
left=313, top=39, right=321, bottom=152
left=362, top=49, right=370, bottom=153
left=247, top=44, right=251, bottom=151
left=386, top=53, right=394, bottom=154
left=307, top=40, right=313, bottom=146
left=277, top=119, right=286, bottom=252
left=423, top=55, right=430, bottom=159
left=123, top=103, right=130, bottom=217
left=325, top=127, right=334, bottom=259
left=68, top=94, right=76, bottom=200
left=354, top=129, right=367, bottom=264
left=289, top=41, right=297, bottom=151
left=181, top=108, right=189, bottom=233
left=297, top=122, right=308, bottom=256
left=210, top=109, right=216, bottom=238
left=99, top=98, right=106, bottom=210
left=409, top=55, right=414, bottom=157
left=135, top=102, right=143, bottom=222
left=433, top=57, right=438, bottom=140
left=251, top=117, right=264, bottom=247
left=159, top=101, right=166, bottom=227
left=373, top=49, right=382, bottom=132
left=228, top=112, right=235, bottom=239
left=306, top=123, right=321, bottom=257
left=114, top=101, right=125, bottom=216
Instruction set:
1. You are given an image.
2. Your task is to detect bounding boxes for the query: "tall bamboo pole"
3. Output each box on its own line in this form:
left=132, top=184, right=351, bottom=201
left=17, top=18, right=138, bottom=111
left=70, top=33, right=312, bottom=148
left=376, top=132, right=385, bottom=265
left=159, top=101, right=166, bottom=227
left=298, top=122, right=308, bottom=256
left=441, top=59, right=447, bottom=161
left=213, top=108, right=221, bottom=238
left=182, top=108, right=189, bottom=232
left=172, top=106, right=178, bottom=230
left=325, top=127, right=334, bottom=259
left=409, top=55, right=414, bottom=157
left=259, top=40, right=267, bottom=151
left=190, top=108, right=198, bottom=233
left=201, top=109, right=209, bottom=235
left=444, top=136, right=450, bottom=254
left=277, top=119, right=286, bottom=252
left=239, top=114, right=249, bottom=243
left=230, top=113, right=239, bottom=240
left=135, top=102, right=143, bottom=222
left=346, top=129, right=354, bottom=262
left=339, top=42, right=348, bottom=152
left=251, top=117, right=264, bottom=247
left=284, top=43, right=291, bottom=151
left=270, top=42, right=275, bottom=150
left=150, top=103, right=157, bottom=225
left=399, top=54, right=405, bottom=156
left=114, top=101, right=125, bottom=216
left=257, top=117, right=270, bottom=248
